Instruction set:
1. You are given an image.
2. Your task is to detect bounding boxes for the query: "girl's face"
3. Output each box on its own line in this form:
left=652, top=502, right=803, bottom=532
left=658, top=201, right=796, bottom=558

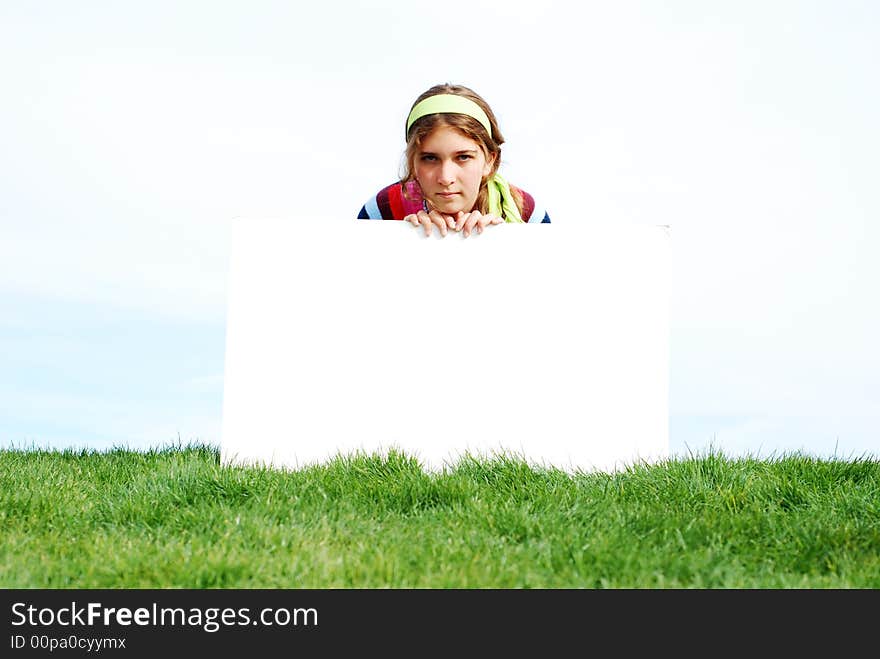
left=414, top=125, right=495, bottom=216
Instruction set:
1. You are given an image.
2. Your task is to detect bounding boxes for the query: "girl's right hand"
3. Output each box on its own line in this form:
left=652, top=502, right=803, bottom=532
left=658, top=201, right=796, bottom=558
left=404, top=210, right=456, bottom=237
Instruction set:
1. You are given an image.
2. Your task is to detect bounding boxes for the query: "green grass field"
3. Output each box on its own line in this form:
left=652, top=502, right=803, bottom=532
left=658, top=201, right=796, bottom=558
left=1, top=444, right=878, bottom=588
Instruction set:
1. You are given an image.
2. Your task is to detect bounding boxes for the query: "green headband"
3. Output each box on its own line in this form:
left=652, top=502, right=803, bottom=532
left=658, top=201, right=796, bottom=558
left=405, top=94, right=493, bottom=140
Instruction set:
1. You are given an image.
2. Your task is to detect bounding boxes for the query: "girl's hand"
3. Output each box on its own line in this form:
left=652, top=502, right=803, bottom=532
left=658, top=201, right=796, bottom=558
left=404, top=210, right=456, bottom=237
left=454, top=210, right=503, bottom=237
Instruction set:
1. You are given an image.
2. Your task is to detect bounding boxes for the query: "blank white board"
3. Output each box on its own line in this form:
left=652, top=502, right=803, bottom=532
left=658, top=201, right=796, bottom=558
left=221, top=217, right=669, bottom=474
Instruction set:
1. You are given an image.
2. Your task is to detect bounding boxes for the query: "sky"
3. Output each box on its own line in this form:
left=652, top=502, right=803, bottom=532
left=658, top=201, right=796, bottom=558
left=1, top=1, right=878, bottom=461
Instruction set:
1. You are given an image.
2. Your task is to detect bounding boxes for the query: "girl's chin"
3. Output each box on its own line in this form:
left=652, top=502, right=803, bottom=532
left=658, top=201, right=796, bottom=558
left=430, top=197, right=468, bottom=215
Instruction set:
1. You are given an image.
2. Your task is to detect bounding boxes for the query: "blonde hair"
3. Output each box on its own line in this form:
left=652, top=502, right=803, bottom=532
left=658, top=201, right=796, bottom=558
left=400, top=83, right=523, bottom=216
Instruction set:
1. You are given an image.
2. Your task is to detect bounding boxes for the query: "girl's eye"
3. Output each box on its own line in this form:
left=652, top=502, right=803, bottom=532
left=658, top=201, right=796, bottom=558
left=457, top=154, right=472, bottom=161
left=420, top=154, right=437, bottom=162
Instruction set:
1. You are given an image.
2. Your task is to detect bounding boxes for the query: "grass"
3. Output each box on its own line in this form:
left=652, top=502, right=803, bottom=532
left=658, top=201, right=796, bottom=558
left=1, top=443, right=878, bottom=588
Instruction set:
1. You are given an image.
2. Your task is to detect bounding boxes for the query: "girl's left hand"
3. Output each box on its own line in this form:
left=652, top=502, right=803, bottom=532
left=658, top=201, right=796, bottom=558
left=454, top=210, right=503, bottom=237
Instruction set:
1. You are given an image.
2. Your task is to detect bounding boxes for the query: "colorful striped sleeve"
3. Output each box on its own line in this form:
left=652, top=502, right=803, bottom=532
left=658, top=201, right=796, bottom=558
left=514, top=187, right=550, bottom=223
left=358, top=182, right=424, bottom=220
left=357, top=194, right=383, bottom=219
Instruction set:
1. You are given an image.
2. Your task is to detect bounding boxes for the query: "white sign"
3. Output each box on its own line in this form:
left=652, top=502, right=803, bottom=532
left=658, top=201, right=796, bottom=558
left=221, top=218, right=670, bottom=473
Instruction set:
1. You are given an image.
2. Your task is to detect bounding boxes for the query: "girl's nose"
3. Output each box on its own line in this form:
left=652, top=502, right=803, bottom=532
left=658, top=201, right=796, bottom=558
left=438, top=161, right=455, bottom=185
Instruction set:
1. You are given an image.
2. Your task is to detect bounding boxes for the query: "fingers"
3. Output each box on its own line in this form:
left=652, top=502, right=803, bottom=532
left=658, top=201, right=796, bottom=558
left=420, top=213, right=433, bottom=237
left=456, top=211, right=502, bottom=237
left=429, top=210, right=452, bottom=237
left=406, top=211, right=502, bottom=237
left=463, top=212, right=477, bottom=237
left=405, top=211, right=454, bottom=237
left=432, top=211, right=455, bottom=237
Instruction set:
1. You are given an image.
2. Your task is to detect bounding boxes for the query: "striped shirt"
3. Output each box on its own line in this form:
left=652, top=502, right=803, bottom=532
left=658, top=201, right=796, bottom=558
left=358, top=181, right=551, bottom=223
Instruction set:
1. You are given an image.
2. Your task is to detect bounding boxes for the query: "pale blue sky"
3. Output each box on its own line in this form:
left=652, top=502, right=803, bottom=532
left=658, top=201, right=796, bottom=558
left=2, top=1, right=878, bottom=460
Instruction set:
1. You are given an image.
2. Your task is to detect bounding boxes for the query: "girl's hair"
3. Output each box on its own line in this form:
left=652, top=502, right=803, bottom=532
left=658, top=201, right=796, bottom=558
left=400, top=83, right=523, bottom=217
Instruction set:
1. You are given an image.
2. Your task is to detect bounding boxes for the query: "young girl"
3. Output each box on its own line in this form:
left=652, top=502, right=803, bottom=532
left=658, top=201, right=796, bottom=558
left=358, top=83, right=550, bottom=238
